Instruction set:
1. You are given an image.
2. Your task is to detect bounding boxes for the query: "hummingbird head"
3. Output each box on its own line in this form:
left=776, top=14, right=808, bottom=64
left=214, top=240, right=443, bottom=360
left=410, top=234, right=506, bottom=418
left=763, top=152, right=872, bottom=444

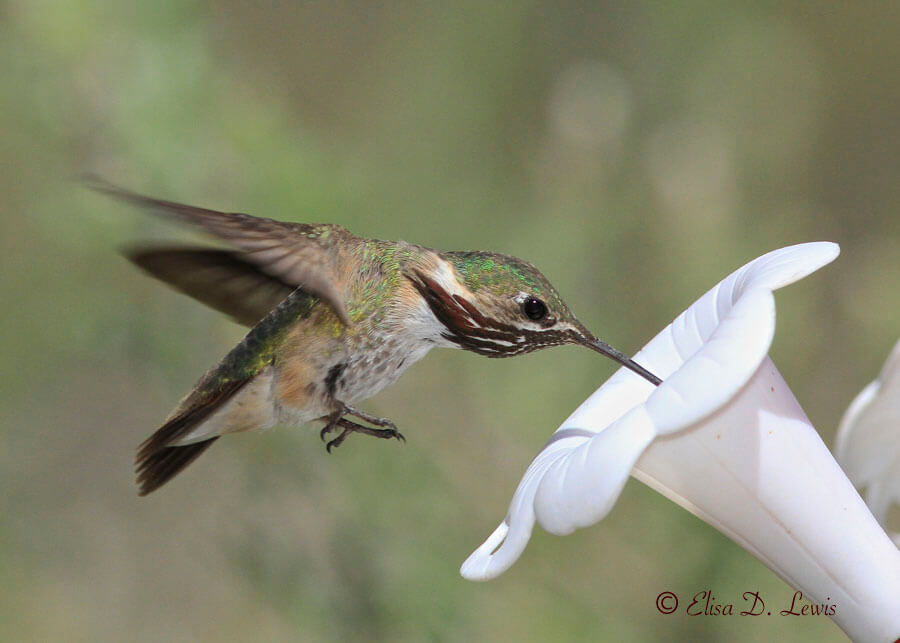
left=409, top=251, right=660, bottom=385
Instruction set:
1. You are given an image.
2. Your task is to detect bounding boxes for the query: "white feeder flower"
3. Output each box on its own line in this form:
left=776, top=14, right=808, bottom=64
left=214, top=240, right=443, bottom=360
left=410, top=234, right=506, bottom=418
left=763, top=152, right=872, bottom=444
left=461, top=243, right=900, bottom=642
left=836, top=338, right=900, bottom=547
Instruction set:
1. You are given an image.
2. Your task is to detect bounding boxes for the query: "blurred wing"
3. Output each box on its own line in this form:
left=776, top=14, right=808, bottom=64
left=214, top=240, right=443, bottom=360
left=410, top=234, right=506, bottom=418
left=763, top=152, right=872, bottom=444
left=127, top=247, right=298, bottom=327
left=89, top=178, right=352, bottom=325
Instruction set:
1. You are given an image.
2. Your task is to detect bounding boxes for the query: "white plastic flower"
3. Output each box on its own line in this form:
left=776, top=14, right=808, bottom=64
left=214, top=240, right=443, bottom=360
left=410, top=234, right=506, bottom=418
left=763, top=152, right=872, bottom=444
left=461, top=243, right=900, bottom=642
left=836, top=338, right=900, bottom=547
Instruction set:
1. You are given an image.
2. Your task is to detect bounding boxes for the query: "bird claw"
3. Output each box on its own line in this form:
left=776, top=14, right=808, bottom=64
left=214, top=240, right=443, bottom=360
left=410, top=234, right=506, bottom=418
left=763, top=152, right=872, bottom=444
left=320, top=411, right=342, bottom=442
left=371, top=427, right=405, bottom=444
left=321, top=414, right=405, bottom=452
left=325, top=432, right=348, bottom=453
left=342, top=404, right=398, bottom=430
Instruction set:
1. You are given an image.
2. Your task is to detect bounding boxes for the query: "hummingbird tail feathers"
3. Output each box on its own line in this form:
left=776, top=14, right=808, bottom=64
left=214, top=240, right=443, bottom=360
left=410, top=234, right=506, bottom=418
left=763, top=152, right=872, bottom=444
left=135, top=378, right=251, bottom=495
left=135, top=439, right=218, bottom=496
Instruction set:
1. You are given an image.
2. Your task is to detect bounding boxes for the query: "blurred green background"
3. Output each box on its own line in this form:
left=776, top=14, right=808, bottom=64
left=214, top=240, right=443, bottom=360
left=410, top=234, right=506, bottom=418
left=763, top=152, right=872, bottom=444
left=3, top=1, right=899, bottom=641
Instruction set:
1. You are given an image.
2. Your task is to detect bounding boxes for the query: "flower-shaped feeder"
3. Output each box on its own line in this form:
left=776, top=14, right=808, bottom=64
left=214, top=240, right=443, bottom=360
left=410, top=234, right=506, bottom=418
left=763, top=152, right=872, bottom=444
left=462, top=243, right=900, bottom=642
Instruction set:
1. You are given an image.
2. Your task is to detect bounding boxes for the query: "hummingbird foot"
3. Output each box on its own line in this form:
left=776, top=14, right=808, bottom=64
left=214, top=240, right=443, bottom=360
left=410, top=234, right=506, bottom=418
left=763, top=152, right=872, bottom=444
left=323, top=418, right=405, bottom=453
left=319, top=405, right=405, bottom=452
left=340, top=404, right=398, bottom=430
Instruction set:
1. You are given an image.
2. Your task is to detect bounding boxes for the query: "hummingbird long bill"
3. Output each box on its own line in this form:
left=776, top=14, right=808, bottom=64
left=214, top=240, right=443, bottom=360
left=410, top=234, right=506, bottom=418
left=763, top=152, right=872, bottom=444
left=88, top=179, right=661, bottom=495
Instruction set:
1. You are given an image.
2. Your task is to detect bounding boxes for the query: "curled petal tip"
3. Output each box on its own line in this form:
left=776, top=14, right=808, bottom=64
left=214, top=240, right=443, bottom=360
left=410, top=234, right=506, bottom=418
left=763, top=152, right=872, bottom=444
left=460, top=522, right=514, bottom=582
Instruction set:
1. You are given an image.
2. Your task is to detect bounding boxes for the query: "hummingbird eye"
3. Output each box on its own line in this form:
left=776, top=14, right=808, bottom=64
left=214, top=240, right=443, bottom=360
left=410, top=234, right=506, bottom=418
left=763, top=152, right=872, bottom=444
left=521, top=296, right=548, bottom=321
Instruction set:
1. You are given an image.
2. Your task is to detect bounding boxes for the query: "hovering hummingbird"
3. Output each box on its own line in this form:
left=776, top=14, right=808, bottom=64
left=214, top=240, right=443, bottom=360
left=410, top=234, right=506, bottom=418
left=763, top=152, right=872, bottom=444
left=88, top=181, right=660, bottom=495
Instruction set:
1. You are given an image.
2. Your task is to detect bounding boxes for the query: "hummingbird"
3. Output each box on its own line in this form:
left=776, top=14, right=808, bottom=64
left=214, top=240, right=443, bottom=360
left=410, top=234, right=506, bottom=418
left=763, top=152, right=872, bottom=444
left=88, top=180, right=660, bottom=495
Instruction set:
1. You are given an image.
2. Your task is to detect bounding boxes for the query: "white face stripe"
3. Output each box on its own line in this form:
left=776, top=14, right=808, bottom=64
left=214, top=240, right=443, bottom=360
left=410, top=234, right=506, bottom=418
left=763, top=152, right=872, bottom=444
left=432, top=258, right=485, bottom=329
left=486, top=338, right=517, bottom=347
left=434, top=259, right=467, bottom=297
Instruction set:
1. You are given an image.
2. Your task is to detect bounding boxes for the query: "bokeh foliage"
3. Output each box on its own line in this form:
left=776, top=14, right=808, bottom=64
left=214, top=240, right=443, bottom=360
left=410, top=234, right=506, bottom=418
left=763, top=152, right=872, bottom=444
left=2, top=1, right=899, bottom=640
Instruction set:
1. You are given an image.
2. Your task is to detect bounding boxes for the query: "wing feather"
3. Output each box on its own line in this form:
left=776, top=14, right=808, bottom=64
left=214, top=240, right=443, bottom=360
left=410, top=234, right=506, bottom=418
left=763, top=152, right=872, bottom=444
left=127, top=246, right=296, bottom=327
left=88, top=178, right=352, bottom=325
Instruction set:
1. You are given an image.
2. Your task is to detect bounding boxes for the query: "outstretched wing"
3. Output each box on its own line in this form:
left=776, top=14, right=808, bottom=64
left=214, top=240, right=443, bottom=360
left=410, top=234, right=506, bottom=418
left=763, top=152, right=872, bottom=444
left=127, top=246, right=296, bottom=327
left=89, top=178, right=353, bottom=325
